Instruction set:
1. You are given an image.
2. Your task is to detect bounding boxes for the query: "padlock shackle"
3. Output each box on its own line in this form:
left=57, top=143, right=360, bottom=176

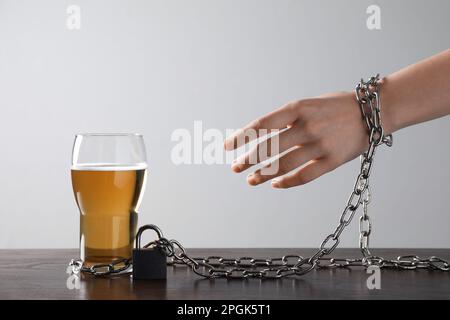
left=135, top=224, right=164, bottom=249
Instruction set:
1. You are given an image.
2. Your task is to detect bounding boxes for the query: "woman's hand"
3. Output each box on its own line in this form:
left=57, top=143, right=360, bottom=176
left=224, top=50, right=450, bottom=189
left=224, top=91, right=375, bottom=189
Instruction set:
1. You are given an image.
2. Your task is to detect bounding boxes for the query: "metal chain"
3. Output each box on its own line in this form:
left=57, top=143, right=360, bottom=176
left=69, top=257, right=132, bottom=276
left=69, top=75, right=449, bottom=278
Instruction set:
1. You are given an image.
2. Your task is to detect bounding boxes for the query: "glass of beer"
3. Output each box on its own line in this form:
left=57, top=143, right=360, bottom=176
left=71, top=133, right=147, bottom=267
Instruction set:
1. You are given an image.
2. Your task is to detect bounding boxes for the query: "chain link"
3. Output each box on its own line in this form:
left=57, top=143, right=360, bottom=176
left=69, top=74, right=449, bottom=278
left=69, top=257, right=132, bottom=276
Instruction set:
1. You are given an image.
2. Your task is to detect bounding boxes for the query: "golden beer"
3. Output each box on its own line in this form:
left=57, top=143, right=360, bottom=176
left=71, top=165, right=146, bottom=266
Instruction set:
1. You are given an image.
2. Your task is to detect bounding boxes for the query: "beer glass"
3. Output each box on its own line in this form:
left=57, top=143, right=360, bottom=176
left=71, top=133, right=147, bottom=267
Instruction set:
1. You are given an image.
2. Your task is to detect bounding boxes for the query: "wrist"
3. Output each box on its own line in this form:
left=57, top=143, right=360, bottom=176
left=379, top=77, right=403, bottom=135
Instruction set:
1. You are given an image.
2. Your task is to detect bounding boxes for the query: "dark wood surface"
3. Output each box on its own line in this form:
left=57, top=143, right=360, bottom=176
left=0, top=249, right=449, bottom=300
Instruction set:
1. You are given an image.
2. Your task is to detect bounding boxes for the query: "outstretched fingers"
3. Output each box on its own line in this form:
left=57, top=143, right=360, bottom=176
left=231, top=124, right=306, bottom=173
left=224, top=102, right=299, bottom=151
left=271, top=158, right=336, bottom=189
left=246, top=144, right=321, bottom=186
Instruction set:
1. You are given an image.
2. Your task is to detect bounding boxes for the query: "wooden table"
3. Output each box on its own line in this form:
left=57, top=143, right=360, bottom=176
left=0, top=249, right=449, bottom=300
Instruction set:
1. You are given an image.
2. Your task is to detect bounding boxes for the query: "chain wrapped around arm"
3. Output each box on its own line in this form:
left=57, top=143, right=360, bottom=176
left=69, top=75, right=449, bottom=278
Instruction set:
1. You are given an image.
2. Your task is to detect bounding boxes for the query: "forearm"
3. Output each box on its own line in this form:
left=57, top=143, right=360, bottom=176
left=381, top=49, right=450, bottom=134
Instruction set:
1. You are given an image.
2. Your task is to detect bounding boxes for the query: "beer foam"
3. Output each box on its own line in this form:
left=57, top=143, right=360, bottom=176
left=71, top=163, right=148, bottom=171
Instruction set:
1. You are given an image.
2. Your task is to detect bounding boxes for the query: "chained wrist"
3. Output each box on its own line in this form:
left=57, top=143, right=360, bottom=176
left=355, top=74, right=393, bottom=148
